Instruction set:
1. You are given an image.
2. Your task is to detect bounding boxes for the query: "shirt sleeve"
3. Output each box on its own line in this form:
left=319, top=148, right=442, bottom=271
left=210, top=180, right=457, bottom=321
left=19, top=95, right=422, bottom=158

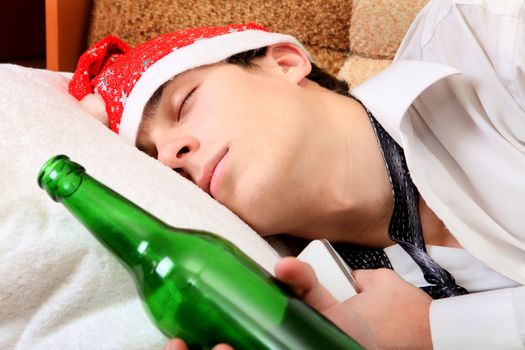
left=452, top=0, right=525, bottom=113
left=397, top=0, right=525, bottom=112
left=430, top=286, right=525, bottom=349
left=510, top=4, right=525, bottom=112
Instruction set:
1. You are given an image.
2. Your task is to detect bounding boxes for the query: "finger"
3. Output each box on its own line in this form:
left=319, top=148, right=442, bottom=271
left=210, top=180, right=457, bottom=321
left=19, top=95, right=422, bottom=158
left=275, top=257, right=339, bottom=312
left=164, top=338, right=189, bottom=350
left=165, top=340, right=234, bottom=350
left=351, top=268, right=396, bottom=290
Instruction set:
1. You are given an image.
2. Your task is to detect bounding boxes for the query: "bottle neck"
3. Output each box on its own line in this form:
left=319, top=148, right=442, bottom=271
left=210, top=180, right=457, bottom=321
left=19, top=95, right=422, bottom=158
left=61, top=174, right=167, bottom=268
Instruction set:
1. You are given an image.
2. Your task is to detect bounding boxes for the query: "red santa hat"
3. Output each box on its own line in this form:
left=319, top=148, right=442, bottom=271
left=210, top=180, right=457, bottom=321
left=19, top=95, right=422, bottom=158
left=69, top=23, right=310, bottom=144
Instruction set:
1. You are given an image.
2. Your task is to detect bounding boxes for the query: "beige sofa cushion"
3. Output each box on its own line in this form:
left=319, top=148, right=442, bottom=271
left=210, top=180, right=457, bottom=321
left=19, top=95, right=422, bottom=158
left=339, top=0, right=428, bottom=87
left=338, top=55, right=392, bottom=88
left=88, top=0, right=353, bottom=75
left=350, top=0, right=428, bottom=59
left=87, top=0, right=428, bottom=88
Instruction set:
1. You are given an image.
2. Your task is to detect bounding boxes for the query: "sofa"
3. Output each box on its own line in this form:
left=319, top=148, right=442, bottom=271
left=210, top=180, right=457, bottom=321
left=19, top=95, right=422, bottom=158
left=0, top=1, right=427, bottom=348
left=47, top=0, right=428, bottom=87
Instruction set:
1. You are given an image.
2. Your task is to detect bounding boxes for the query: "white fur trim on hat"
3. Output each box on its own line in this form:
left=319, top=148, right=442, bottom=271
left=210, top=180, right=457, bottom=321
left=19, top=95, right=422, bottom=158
left=119, top=30, right=310, bottom=144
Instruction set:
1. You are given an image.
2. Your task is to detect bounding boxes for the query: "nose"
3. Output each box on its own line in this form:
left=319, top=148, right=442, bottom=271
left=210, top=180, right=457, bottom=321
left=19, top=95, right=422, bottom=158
left=157, top=136, right=200, bottom=180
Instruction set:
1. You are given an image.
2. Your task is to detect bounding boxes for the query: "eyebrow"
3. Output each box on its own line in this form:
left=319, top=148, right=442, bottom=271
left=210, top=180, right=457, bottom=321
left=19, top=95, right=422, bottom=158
left=135, top=116, right=154, bottom=152
left=135, top=81, right=170, bottom=149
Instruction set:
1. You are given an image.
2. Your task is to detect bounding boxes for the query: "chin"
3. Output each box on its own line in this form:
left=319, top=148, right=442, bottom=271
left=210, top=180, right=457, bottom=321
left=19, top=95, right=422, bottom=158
left=225, top=203, right=272, bottom=236
left=253, top=227, right=275, bottom=237
left=241, top=212, right=282, bottom=237
left=225, top=179, right=286, bottom=236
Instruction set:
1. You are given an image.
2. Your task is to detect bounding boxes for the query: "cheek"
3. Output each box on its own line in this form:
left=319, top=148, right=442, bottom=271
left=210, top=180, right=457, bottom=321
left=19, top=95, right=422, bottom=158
left=188, top=89, right=246, bottom=134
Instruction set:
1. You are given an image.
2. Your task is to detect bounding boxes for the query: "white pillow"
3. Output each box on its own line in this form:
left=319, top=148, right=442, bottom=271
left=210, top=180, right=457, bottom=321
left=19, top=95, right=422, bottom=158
left=0, top=64, right=281, bottom=349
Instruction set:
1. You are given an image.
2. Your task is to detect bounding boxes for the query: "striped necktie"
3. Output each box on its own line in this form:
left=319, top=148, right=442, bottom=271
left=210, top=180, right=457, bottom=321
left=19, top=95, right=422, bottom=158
left=333, top=108, right=468, bottom=299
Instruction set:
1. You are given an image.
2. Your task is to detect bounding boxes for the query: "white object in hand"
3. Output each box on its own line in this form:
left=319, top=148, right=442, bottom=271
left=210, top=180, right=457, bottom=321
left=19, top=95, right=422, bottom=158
left=297, top=239, right=360, bottom=302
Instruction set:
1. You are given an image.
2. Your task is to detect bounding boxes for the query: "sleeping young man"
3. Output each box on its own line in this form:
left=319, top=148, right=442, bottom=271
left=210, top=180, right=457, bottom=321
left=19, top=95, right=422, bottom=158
left=69, top=0, right=525, bottom=348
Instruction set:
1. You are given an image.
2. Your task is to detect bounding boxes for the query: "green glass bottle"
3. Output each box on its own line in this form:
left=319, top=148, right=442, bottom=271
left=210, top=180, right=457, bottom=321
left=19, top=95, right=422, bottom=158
left=38, top=155, right=364, bottom=350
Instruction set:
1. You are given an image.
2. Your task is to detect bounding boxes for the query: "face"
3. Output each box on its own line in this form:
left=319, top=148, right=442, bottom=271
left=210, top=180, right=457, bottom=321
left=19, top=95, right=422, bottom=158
left=136, top=50, right=321, bottom=235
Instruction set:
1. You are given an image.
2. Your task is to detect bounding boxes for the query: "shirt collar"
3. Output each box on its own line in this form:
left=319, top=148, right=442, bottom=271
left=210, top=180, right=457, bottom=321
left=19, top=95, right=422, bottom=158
left=351, top=60, right=461, bottom=143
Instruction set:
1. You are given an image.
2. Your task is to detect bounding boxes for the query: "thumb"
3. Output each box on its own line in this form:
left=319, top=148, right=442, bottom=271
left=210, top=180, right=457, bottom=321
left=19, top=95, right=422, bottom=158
left=275, top=257, right=339, bottom=312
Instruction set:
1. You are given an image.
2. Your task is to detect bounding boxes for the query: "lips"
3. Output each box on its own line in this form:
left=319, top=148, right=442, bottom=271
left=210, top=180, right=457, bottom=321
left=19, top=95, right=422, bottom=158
left=197, top=148, right=228, bottom=197
left=210, top=149, right=229, bottom=198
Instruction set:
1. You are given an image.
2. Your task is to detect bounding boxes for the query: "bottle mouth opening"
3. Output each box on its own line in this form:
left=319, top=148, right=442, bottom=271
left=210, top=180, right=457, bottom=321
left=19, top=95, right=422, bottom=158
left=38, top=155, right=85, bottom=201
left=37, top=155, right=66, bottom=188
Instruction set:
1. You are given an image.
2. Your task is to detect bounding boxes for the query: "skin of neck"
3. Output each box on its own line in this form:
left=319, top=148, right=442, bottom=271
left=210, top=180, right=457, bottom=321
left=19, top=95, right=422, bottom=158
left=285, top=80, right=395, bottom=248
left=283, top=79, right=462, bottom=249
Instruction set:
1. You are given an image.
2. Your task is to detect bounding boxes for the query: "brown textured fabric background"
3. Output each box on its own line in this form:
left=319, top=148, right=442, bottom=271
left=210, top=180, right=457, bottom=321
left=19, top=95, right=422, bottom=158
left=87, top=0, right=428, bottom=86
left=349, top=0, right=428, bottom=59
left=338, top=55, right=392, bottom=87
left=339, top=0, right=428, bottom=87
left=88, top=0, right=353, bottom=75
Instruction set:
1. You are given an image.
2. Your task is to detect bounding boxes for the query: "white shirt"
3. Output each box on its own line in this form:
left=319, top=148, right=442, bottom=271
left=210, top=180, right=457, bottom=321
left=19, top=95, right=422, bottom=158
left=351, top=0, right=525, bottom=348
left=386, top=245, right=523, bottom=348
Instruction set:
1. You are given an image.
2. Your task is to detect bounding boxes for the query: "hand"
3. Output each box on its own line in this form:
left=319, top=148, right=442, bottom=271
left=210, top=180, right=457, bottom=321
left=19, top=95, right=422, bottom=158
left=165, top=257, right=377, bottom=350
left=164, top=338, right=232, bottom=350
left=348, top=268, right=433, bottom=349
left=275, top=257, right=377, bottom=349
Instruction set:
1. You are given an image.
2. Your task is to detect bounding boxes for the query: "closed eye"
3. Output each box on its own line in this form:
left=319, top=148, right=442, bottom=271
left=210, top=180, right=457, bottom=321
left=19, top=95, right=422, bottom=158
left=178, top=87, right=197, bottom=120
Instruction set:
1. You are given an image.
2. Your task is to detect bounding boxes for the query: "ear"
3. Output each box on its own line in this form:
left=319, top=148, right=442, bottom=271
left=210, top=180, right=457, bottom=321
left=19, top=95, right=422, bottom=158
left=265, top=43, right=312, bottom=84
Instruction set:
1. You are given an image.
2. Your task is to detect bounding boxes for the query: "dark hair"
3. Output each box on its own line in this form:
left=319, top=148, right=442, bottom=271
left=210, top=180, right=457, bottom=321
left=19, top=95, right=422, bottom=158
left=142, top=47, right=350, bottom=120
left=226, top=47, right=350, bottom=96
